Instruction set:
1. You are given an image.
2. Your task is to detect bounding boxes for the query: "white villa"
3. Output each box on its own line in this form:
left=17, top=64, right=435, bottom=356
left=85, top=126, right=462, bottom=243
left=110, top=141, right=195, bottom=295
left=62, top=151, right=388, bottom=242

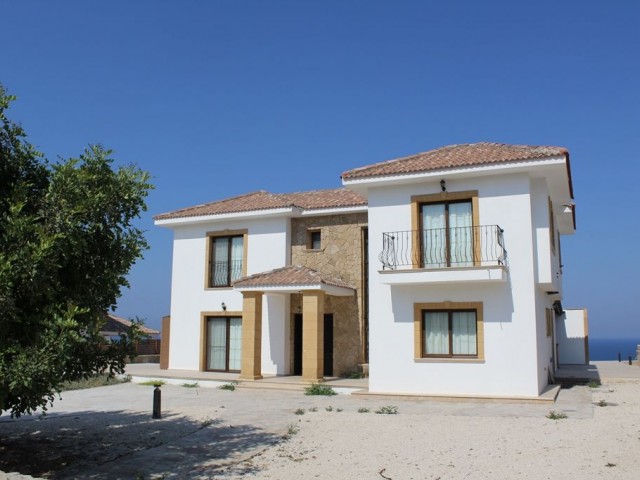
left=155, top=142, right=584, bottom=399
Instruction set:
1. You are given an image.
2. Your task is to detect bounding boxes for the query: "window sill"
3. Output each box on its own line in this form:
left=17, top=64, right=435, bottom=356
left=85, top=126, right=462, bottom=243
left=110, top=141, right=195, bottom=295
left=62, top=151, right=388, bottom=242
left=303, top=249, right=325, bottom=253
left=205, top=286, right=234, bottom=291
left=414, top=358, right=485, bottom=364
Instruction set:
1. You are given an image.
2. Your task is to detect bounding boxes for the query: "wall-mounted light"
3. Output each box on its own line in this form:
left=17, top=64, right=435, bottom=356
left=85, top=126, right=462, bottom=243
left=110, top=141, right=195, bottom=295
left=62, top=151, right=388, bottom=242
left=440, top=179, right=446, bottom=192
left=221, top=302, right=227, bottom=312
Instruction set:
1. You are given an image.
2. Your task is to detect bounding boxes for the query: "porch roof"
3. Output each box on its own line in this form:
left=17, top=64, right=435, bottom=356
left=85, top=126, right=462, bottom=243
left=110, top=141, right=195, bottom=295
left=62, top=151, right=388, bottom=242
left=233, top=265, right=355, bottom=296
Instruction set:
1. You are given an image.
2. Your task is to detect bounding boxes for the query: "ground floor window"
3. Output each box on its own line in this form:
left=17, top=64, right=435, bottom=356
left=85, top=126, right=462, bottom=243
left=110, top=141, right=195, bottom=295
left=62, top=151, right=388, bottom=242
left=206, top=316, right=242, bottom=371
left=423, top=310, right=477, bottom=357
left=414, top=302, right=484, bottom=361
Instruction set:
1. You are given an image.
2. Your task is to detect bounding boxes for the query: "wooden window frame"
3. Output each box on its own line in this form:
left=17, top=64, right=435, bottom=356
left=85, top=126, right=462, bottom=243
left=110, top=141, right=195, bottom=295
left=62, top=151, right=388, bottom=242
left=205, top=230, right=248, bottom=289
left=201, top=312, right=243, bottom=372
left=413, top=301, right=484, bottom=362
left=411, top=191, right=480, bottom=268
left=545, top=308, right=553, bottom=337
left=306, top=228, right=322, bottom=251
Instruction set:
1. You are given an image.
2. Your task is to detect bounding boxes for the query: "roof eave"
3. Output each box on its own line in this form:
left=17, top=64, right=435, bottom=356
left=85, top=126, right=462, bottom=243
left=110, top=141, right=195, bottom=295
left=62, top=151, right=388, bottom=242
left=154, top=206, right=301, bottom=227
left=233, top=284, right=354, bottom=296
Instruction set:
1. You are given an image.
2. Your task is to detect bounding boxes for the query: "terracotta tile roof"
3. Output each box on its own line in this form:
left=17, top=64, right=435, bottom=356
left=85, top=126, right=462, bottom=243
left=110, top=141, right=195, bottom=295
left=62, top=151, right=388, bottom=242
left=341, top=142, right=569, bottom=180
left=283, top=188, right=367, bottom=210
left=102, top=314, right=160, bottom=335
left=155, top=188, right=366, bottom=221
left=233, top=265, right=354, bottom=290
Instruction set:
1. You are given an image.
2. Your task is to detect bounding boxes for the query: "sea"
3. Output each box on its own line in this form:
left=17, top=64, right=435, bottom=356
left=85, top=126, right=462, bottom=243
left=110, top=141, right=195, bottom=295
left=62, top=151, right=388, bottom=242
left=589, top=337, right=640, bottom=361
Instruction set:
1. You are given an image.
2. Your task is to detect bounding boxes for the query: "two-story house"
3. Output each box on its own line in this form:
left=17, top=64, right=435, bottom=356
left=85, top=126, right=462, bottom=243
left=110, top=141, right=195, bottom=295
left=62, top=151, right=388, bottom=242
left=155, top=142, right=577, bottom=399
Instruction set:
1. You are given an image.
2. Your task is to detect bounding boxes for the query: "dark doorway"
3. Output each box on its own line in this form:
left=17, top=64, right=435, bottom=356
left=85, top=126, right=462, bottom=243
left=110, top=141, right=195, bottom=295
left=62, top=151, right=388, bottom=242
left=324, top=314, right=334, bottom=376
left=292, top=312, right=334, bottom=376
left=293, top=313, right=303, bottom=375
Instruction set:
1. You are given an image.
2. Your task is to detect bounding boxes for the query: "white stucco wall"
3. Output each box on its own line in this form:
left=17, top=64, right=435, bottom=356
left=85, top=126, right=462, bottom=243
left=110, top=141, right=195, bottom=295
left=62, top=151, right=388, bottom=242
left=367, top=174, right=547, bottom=397
left=166, top=216, right=290, bottom=371
left=556, top=308, right=588, bottom=364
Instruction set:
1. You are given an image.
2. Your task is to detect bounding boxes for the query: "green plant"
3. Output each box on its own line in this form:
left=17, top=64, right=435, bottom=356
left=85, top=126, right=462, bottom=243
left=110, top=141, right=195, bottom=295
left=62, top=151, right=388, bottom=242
left=597, top=399, right=608, bottom=407
left=588, top=380, right=601, bottom=388
left=304, top=383, right=337, bottom=396
left=357, top=407, right=370, bottom=413
left=139, top=380, right=166, bottom=386
left=336, top=408, right=343, bottom=412
left=58, top=374, right=131, bottom=391
left=218, top=382, right=237, bottom=391
left=375, top=405, right=398, bottom=415
left=201, top=417, right=214, bottom=427
left=347, top=371, right=366, bottom=379
left=182, top=382, right=199, bottom=388
left=308, top=406, right=318, bottom=412
left=325, top=405, right=333, bottom=412
left=546, top=410, right=568, bottom=420
left=287, top=424, right=300, bottom=435
left=294, top=408, right=305, bottom=415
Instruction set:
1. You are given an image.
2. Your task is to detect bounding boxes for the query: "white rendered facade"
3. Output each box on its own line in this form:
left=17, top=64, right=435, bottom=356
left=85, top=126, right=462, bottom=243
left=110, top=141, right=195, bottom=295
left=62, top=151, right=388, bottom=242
left=159, top=213, right=292, bottom=373
left=344, top=158, right=575, bottom=398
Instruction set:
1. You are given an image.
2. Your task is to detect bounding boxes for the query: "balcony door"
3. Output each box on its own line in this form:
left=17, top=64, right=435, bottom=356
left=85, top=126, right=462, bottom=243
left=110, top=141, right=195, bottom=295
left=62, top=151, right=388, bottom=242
left=421, top=200, right=473, bottom=267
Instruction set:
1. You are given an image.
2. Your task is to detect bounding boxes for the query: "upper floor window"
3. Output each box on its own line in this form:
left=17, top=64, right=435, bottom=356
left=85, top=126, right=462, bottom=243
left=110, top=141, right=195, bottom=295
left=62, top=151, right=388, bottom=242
left=307, top=229, right=322, bottom=250
left=209, top=235, right=244, bottom=287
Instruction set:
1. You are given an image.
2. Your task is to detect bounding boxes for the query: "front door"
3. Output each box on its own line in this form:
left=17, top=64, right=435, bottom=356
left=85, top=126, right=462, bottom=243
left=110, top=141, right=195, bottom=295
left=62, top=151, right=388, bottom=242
left=206, top=316, right=242, bottom=372
left=292, top=312, right=334, bottom=376
left=323, top=314, right=334, bottom=376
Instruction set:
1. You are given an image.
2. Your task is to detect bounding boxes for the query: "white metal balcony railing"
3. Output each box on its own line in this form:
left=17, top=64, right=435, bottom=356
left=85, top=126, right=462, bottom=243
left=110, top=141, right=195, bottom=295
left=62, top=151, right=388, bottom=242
left=379, top=225, right=507, bottom=270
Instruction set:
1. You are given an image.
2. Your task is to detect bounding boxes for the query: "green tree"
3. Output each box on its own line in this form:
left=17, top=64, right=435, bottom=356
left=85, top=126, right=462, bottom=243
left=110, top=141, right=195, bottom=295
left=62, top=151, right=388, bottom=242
left=0, top=86, right=153, bottom=417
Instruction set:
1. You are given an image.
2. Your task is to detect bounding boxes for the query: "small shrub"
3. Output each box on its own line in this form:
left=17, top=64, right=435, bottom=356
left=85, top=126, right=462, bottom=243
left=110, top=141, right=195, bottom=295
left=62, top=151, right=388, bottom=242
left=587, top=380, right=601, bottom=388
left=284, top=423, right=300, bottom=439
left=304, top=383, right=337, bottom=396
left=182, top=382, right=199, bottom=388
left=357, top=407, right=370, bottom=413
left=201, top=418, right=214, bottom=427
left=597, top=399, right=608, bottom=407
left=325, top=405, right=333, bottom=412
left=375, top=405, right=398, bottom=415
left=218, top=382, right=237, bottom=391
left=347, top=371, right=366, bottom=379
left=336, top=408, right=343, bottom=412
left=308, top=407, right=318, bottom=412
left=60, top=374, right=130, bottom=391
left=294, top=408, right=305, bottom=415
left=546, top=410, right=567, bottom=420
left=139, top=380, right=166, bottom=386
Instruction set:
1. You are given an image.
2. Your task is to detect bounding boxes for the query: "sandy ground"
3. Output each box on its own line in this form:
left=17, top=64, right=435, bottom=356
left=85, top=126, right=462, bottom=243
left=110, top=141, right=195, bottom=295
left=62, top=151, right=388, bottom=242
left=0, top=378, right=639, bottom=479
left=217, top=382, right=640, bottom=480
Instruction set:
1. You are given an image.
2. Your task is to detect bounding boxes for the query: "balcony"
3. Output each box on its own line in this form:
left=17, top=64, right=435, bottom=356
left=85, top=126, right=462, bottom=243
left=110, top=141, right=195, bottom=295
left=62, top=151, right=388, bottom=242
left=378, top=225, right=508, bottom=285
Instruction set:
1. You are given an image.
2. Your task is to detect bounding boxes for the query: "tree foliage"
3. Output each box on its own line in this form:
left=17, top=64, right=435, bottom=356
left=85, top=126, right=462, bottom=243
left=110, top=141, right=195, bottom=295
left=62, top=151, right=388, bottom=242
left=0, top=86, right=153, bottom=417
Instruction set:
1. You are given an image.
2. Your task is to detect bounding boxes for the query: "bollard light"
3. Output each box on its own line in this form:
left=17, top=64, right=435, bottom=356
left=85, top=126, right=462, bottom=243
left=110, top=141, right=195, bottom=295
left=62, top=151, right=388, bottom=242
left=152, top=383, right=162, bottom=419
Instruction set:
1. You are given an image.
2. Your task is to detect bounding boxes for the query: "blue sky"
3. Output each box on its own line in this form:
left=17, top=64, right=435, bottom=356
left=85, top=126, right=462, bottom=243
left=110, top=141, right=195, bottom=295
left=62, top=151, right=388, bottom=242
left=3, top=1, right=639, bottom=338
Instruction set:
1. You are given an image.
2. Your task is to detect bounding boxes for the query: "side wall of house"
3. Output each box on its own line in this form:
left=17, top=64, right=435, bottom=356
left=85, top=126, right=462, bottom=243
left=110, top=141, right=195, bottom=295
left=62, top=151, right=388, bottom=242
left=168, top=216, right=290, bottom=371
left=290, top=212, right=368, bottom=376
left=367, top=173, right=543, bottom=397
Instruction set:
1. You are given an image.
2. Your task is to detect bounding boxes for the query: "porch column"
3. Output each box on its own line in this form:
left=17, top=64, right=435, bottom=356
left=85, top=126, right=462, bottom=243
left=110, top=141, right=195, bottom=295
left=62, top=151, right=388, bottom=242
left=240, top=291, right=263, bottom=380
left=302, top=290, right=325, bottom=383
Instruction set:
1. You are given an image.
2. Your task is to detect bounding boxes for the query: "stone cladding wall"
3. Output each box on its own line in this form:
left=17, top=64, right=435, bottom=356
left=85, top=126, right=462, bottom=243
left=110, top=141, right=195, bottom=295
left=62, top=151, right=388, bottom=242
left=290, top=213, right=368, bottom=377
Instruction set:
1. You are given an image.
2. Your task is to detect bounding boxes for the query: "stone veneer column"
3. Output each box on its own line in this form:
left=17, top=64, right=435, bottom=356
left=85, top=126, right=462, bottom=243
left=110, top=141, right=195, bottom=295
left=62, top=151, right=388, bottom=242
left=302, top=290, right=325, bottom=382
left=240, top=292, right=263, bottom=380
